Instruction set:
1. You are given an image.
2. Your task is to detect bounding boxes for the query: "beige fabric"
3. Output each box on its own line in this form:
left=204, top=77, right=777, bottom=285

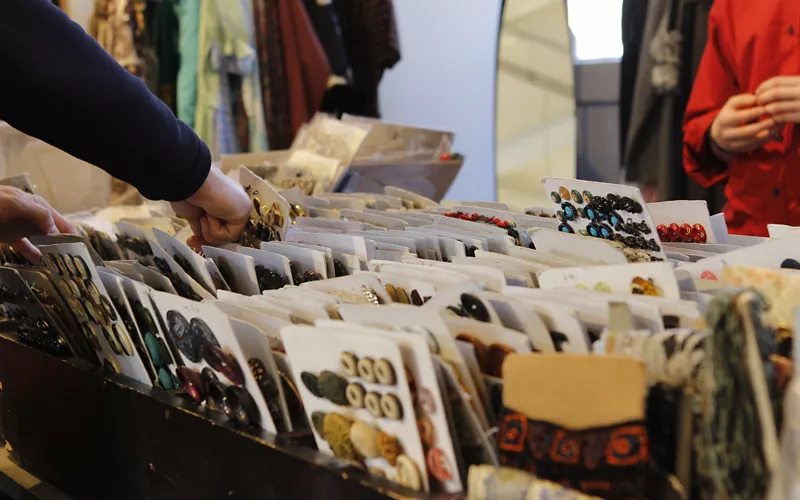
left=503, top=354, right=646, bottom=430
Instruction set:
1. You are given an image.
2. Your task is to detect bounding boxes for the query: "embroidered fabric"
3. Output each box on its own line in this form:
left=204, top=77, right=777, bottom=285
left=600, top=328, right=706, bottom=495
left=498, top=414, right=650, bottom=499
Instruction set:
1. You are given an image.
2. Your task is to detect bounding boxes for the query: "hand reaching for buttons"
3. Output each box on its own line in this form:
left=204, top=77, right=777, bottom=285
left=756, top=76, right=800, bottom=125
left=0, top=186, right=76, bottom=261
left=172, top=166, right=251, bottom=247
left=709, top=94, right=775, bottom=160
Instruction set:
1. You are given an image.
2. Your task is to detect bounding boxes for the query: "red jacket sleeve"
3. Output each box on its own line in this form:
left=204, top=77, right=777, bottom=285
left=683, top=4, right=738, bottom=187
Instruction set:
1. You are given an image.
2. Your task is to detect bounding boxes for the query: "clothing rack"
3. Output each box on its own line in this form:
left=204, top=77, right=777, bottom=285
left=82, top=0, right=400, bottom=159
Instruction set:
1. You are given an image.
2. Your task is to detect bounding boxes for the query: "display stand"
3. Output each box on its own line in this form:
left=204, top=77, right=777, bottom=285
left=0, top=333, right=444, bottom=500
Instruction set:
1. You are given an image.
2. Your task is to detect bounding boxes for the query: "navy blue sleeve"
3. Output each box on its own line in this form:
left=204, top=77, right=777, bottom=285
left=0, top=0, right=211, bottom=202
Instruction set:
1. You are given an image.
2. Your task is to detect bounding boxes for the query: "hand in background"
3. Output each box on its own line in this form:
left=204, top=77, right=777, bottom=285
left=641, top=183, right=659, bottom=203
left=710, top=94, right=774, bottom=160
left=0, top=186, right=76, bottom=261
left=756, top=76, right=800, bottom=124
left=171, top=166, right=251, bottom=247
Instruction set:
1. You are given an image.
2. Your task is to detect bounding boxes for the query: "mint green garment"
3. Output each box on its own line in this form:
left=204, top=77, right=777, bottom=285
left=176, top=0, right=201, bottom=128
left=195, top=0, right=268, bottom=158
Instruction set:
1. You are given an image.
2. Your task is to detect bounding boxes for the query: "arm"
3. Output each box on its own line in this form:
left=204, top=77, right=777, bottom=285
left=683, top=5, right=738, bottom=187
left=0, top=0, right=210, bottom=202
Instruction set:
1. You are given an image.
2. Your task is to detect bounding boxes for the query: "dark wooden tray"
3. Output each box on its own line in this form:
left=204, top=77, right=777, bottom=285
left=0, top=334, right=443, bottom=500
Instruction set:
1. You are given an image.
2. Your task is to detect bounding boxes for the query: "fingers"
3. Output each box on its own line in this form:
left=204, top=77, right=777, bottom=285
left=725, top=94, right=758, bottom=110
left=200, top=214, right=248, bottom=246
left=185, top=234, right=208, bottom=249
left=757, top=87, right=797, bottom=106
left=12, top=238, right=41, bottom=263
left=31, top=196, right=76, bottom=235
left=722, top=118, right=776, bottom=141
left=18, top=195, right=59, bottom=236
left=756, top=76, right=800, bottom=95
left=720, top=105, right=768, bottom=126
left=171, top=200, right=205, bottom=245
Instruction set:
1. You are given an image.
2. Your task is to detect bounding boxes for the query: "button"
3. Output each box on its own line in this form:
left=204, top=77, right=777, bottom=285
left=790, top=26, right=795, bottom=35
left=774, top=187, right=781, bottom=196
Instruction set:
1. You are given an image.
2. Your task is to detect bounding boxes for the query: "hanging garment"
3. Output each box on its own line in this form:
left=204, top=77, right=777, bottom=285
left=333, top=0, right=400, bottom=118
left=195, top=0, right=268, bottom=159
left=303, top=0, right=354, bottom=118
left=0, top=0, right=212, bottom=202
left=623, top=0, right=678, bottom=201
left=154, top=0, right=179, bottom=112
left=177, top=0, right=201, bottom=128
left=253, top=0, right=293, bottom=149
left=620, top=0, right=651, bottom=156
left=277, top=0, right=331, bottom=138
left=89, top=0, right=142, bottom=75
left=302, top=0, right=349, bottom=79
left=240, top=0, right=269, bottom=153
left=684, top=0, right=800, bottom=236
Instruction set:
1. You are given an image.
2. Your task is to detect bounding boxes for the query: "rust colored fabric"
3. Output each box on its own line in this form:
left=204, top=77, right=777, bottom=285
left=683, top=0, right=800, bottom=236
left=277, top=0, right=331, bottom=140
left=253, top=0, right=293, bottom=149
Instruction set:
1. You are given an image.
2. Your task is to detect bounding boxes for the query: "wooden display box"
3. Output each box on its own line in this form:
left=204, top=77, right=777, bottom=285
left=0, top=334, right=443, bottom=500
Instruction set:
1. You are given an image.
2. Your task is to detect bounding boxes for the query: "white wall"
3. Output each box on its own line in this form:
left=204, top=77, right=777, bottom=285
left=379, top=0, right=503, bottom=201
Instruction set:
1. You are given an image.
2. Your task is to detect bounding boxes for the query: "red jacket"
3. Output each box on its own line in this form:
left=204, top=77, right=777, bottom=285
left=683, top=0, right=800, bottom=236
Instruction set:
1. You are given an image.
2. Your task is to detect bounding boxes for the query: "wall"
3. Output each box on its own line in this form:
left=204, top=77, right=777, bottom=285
left=378, top=0, right=503, bottom=201
left=575, top=62, right=620, bottom=184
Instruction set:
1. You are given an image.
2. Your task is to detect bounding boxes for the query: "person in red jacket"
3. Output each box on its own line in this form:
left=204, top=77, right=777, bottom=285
left=683, top=0, right=800, bottom=236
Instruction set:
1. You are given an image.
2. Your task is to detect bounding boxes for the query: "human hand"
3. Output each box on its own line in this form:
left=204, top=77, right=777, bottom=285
left=641, top=183, right=658, bottom=203
left=709, top=94, right=775, bottom=159
left=171, top=166, right=251, bottom=247
left=756, top=76, right=800, bottom=124
left=0, top=186, right=76, bottom=262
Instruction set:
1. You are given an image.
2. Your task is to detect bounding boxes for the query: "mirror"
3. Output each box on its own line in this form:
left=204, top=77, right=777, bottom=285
left=495, top=0, right=576, bottom=210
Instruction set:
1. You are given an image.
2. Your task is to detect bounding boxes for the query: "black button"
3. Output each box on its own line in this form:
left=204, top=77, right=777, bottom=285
left=774, top=187, right=781, bottom=196
left=790, top=26, right=795, bottom=35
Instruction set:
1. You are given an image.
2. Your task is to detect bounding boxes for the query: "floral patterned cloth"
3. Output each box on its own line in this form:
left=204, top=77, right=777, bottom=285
left=89, top=0, right=141, bottom=75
